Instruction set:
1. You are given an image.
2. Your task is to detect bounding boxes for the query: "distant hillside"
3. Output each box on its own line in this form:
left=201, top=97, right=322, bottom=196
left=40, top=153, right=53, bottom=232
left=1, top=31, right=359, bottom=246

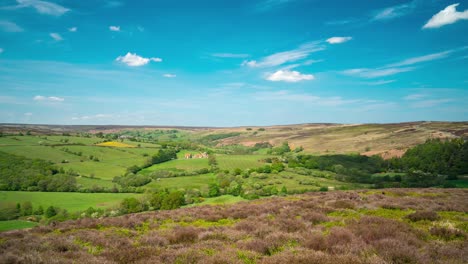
left=2, top=122, right=467, bottom=157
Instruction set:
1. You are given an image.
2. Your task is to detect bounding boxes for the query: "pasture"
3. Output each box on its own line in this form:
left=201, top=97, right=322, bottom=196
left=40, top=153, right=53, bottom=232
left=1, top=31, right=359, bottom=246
left=144, top=173, right=216, bottom=191
left=0, top=135, right=160, bottom=180
left=0, top=191, right=141, bottom=212
left=0, top=220, right=38, bottom=232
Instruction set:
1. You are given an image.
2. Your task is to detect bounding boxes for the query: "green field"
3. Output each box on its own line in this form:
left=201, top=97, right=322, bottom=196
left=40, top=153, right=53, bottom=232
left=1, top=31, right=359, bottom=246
left=0, top=191, right=141, bottom=212
left=0, top=220, right=38, bottom=232
left=140, top=153, right=273, bottom=174
left=191, top=195, right=247, bottom=206
left=216, top=154, right=273, bottom=169
left=0, top=135, right=160, bottom=180
left=144, top=173, right=216, bottom=191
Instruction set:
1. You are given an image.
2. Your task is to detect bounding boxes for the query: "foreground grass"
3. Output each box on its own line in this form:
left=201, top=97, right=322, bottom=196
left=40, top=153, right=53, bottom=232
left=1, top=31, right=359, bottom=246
left=0, top=191, right=141, bottom=212
left=0, top=220, right=38, bottom=232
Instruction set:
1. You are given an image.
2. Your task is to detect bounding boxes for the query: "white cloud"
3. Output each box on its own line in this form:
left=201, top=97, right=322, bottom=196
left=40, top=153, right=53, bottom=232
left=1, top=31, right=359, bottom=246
left=344, top=67, right=414, bottom=78
left=373, top=1, right=416, bottom=20
left=265, top=70, right=314, bottom=82
left=0, top=48, right=3, bottom=53
left=49, top=32, right=63, bottom=41
left=116, top=52, right=162, bottom=67
left=15, top=0, right=69, bottom=16
left=33, top=95, right=64, bottom=102
left=163, top=74, right=176, bottom=78
left=109, top=25, right=120, bottom=31
left=243, top=42, right=324, bottom=68
left=68, top=27, right=77, bottom=32
left=24, top=112, right=33, bottom=116
left=326, top=36, right=352, bottom=44
left=386, top=50, right=452, bottom=67
left=423, top=3, right=468, bottom=29
left=212, top=53, right=250, bottom=58
left=0, top=20, right=24, bottom=32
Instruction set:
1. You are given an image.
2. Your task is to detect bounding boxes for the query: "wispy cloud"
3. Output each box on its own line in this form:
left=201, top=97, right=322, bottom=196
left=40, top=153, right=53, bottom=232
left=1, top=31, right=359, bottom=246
left=373, top=1, right=417, bottom=21
left=256, top=0, right=294, bottom=12
left=344, top=48, right=458, bottom=78
left=68, top=27, right=77, bottom=32
left=423, top=3, right=468, bottom=29
left=105, top=1, right=123, bottom=8
left=49, top=32, right=63, bottom=41
left=4, top=0, right=70, bottom=16
left=253, top=90, right=358, bottom=106
left=116, top=52, right=162, bottom=67
left=163, top=74, right=176, bottom=78
left=326, top=36, right=352, bottom=44
left=403, top=93, right=428, bottom=100
left=343, top=67, right=414, bottom=78
left=243, top=42, right=324, bottom=68
left=410, top=99, right=454, bottom=108
left=265, top=70, right=314, bottom=82
left=72, top=114, right=113, bottom=121
left=212, top=53, right=250, bottom=58
left=0, top=20, right=24, bottom=32
left=386, top=50, right=453, bottom=67
left=33, top=95, right=64, bottom=102
left=109, top=25, right=120, bottom=31
left=0, top=48, right=3, bottom=54
left=325, top=19, right=355, bottom=26
left=364, top=80, right=396, bottom=86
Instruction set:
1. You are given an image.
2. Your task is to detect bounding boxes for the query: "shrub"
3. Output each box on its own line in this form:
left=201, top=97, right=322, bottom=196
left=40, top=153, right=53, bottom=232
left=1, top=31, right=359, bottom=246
left=169, top=226, right=199, bottom=244
left=332, top=200, right=355, bottom=209
left=45, top=206, right=57, bottom=218
left=429, top=226, right=465, bottom=240
left=406, top=211, right=440, bottom=222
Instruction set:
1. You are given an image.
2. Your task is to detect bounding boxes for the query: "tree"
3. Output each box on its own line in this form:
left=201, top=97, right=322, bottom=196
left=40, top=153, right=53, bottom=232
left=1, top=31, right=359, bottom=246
left=280, top=186, right=288, bottom=196
left=34, top=205, right=44, bottom=215
left=149, top=191, right=168, bottom=210
left=45, top=206, right=57, bottom=218
left=208, top=155, right=218, bottom=167
left=208, top=183, right=220, bottom=197
left=21, top=201, right=33, bottom=216
left=161, top=191, right=185, bottom=210
left=120, top=197, right=144, bottom=214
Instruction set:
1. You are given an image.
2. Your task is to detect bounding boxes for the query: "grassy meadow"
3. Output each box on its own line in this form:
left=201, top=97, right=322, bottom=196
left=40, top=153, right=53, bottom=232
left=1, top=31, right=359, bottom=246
left=0, top=135, right=160, bottom=180
left=0, top=191, right=141, bottom=212
left=0, top=220, right=38, bottom=232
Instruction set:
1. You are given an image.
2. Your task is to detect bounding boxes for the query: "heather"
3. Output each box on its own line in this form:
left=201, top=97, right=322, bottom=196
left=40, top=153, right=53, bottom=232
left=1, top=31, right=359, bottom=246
left=1, top=188, right=466, bottom=263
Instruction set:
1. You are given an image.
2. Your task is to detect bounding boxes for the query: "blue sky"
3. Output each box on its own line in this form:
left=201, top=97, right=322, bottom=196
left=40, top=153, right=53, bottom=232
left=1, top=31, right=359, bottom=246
left=0, top=0, right=467, bottom=126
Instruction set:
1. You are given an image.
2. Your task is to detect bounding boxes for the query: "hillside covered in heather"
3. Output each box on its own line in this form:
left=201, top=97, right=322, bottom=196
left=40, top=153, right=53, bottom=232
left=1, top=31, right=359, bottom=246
left=1, top=188, right=467, bottom=264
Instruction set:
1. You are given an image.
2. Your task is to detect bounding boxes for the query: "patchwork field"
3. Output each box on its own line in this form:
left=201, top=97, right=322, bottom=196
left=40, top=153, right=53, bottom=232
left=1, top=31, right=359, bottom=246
left=0, top=135, right=160, bottom=180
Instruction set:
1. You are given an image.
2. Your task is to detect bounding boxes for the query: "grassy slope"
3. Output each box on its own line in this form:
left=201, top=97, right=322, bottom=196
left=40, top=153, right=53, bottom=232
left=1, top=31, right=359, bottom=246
left=193, top=122, right=468, bottom=155
left=0, top=191, right=141, bottom=212
left=0, top=135, right=160, bottom=180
